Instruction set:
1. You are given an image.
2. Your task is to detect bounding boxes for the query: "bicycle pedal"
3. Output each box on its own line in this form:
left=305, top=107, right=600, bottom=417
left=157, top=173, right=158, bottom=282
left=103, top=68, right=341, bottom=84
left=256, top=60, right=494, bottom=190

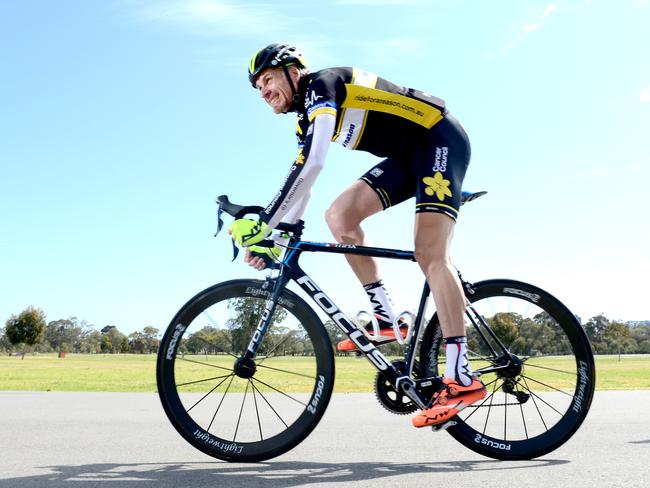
left=432, top=420, right=456, bottom=432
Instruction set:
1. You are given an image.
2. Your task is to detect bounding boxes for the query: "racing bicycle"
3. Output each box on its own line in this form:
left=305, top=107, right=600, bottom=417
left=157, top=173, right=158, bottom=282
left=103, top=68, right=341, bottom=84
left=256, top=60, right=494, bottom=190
left=156, top=192, right=595, bottom=462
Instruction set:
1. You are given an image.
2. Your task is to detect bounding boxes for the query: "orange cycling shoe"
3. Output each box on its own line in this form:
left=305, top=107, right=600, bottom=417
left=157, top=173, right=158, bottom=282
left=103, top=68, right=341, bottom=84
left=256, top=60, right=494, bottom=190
left=336, top=317, right=408, bottom=352
left=411, top=376, right=487, bottom=428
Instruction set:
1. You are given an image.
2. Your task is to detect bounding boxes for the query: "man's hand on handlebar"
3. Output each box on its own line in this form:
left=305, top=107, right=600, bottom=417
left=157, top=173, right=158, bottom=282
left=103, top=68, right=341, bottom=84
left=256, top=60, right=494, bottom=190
left=244, top=245, right=281, bottom=270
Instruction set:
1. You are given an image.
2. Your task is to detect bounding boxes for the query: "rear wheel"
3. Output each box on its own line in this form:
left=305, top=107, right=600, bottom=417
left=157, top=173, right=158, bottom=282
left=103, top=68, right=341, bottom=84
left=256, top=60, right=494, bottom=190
left=419, top=279, right=595, bottom=460
left=157, top=279, right=335, bottom=462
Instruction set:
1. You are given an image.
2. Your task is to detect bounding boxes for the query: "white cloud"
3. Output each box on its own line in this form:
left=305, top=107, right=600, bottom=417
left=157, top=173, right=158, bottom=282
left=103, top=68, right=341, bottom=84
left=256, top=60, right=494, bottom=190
left=625, top=162, right=648, bottom=172
left=335, top=0, right=427, bottom=4
left=501, top=2, right=562, bottom=56
left=640, top=84, right=650, bottom=103
left=136, top=0, right=292, bottom=37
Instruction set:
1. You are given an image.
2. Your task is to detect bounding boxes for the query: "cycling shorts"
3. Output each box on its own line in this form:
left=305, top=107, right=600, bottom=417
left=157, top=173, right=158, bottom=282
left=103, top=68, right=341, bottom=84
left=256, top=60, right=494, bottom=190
left=360, top=113, right=471, bottom=221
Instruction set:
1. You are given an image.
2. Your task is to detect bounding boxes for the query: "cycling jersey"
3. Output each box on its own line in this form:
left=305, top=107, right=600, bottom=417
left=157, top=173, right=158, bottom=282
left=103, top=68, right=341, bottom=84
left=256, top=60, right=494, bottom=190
left=259, top=67, right=470, bottom=229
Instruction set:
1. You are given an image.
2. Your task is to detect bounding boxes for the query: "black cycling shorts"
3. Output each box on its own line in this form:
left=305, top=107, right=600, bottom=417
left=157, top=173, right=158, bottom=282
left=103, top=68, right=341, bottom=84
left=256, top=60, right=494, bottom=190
left=360, top=113, right=471, bottom=221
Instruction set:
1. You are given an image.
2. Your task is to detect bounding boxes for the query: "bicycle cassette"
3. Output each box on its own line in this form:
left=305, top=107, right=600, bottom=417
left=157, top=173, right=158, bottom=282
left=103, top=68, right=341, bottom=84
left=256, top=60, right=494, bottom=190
left=374, top=361, right=418, bottom=415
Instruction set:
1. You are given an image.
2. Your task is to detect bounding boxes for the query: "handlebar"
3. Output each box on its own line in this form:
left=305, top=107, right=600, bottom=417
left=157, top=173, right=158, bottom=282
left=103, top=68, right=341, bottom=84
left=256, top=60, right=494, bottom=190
left=216, top=195, right=304, bottom=235
left=216, top=195, right=264, bottom=219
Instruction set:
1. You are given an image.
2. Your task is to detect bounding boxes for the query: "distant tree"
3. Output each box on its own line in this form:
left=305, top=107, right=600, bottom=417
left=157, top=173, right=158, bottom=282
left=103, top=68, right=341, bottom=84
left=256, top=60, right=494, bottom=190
left=638, top=340, right=650, bottom=354
left=185, top=326, right=231, bottom=354
left=227, top=297, right=287, bottom=353
left=100, top=326, right=128, bottom=353
left=488, top=312, right=521, bottom=348
left=0, top=327, right=14, bottom=352
left=142, top=327, right=160, bottom=353
left=630, top=325, right=650, bottom=353
left=584, top=314, right=610, bottom=353
left=44, top=318, right=86, bottom=353
left=128, top=331, right=147, bottom=353
left=81, top=330, right=102, bottom=354
left=5, top=306, right=47, bottom=355
left=602, top=321, right=635, bottom=358
left=324, top=320, right=343, bottom=353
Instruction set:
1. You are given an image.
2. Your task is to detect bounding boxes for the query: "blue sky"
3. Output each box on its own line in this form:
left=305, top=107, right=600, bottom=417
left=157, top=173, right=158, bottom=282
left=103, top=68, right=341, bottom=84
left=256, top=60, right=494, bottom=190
left=1, top=0, right=649, bottom=334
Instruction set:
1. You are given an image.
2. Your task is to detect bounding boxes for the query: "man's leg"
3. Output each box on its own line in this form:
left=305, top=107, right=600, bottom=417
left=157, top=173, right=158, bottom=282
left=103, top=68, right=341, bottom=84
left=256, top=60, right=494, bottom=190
left=325, top=180, right=401, bottom=345
left=411, top=211, right=485, bottom=427
left=325, top=179, right=383, bottom=284
left=413, top=212, right=466, bottom=337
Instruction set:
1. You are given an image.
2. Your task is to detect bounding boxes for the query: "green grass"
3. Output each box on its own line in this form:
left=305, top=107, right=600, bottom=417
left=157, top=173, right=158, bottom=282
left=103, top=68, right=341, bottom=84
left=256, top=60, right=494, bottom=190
left=1, top=353, right=649, bottom=392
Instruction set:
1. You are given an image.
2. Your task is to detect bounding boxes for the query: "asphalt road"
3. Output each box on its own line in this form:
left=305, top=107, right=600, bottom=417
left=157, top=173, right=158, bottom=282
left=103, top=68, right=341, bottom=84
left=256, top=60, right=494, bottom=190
left=1, top=391, right=648, bottom=487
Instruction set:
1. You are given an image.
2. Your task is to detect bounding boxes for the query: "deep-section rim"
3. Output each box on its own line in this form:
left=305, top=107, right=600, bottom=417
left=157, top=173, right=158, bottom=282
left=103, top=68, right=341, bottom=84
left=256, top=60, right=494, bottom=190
left=156, top=279, right=335, bottom=462
left=420, top=278, right=596, bottom=460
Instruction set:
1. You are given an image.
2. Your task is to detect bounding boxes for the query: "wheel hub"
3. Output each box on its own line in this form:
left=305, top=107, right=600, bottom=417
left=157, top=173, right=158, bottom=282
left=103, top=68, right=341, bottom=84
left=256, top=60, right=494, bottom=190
left=498, top=354, right=523, bottom=378
left=234, top=357, right=257, bottom=379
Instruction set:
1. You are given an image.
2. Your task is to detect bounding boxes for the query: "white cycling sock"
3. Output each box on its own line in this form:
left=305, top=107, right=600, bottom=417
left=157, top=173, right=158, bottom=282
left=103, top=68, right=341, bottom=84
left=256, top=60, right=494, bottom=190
left=364, top=280, right=396, bottom=324
left=444, top=336, right=474, bottom=386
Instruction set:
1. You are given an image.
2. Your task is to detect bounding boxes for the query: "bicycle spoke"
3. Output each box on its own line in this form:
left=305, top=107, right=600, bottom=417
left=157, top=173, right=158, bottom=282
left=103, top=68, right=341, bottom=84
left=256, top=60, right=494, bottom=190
left=522, top=377, right=550, bottom=430
left=519, top=386, right=565, bottom=417
left=519, top=374, right=574, bottom=398
left=207, top=375, right=235, bottom=432
left=504, top=389, right=508, bottom=440
left=251, top=381, right=263, bottom=441
left=187, top=374, right=234, bottom=413
left=519, top=401, right=529, bottom=439
left=418, top=281, right=595, bottom=458
left=158, top=280, right=335, bottom=461
left=257, top=363, right=316, bottom=380
left=178, top=356, right=233, bottom=373
left=460, top=377, right=500, bottom=422
left=523, top=361, right=578, bottom=376
left=233, top=380, right=250, bottom=442
left=191, top=330, right=238, bottom=359
left=482, top=379, right=500, bottom=434
left=467, top=349, right=497, bottom=364
left=250, top=381, right=290, bottom=429
left=176, top=373, right=233, bottom=388
left=251, top=377, right=308, bottom=407
left=256, top=333, right=295, bottom=366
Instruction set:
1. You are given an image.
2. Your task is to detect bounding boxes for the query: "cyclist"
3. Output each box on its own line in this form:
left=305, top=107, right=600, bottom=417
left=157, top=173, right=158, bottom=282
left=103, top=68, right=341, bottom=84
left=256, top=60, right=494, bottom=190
left=229, top=43, right=486, bottom=427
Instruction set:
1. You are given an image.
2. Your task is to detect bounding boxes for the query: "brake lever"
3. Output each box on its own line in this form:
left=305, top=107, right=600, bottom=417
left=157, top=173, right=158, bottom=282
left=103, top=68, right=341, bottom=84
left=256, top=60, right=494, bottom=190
left=215, top=205, right=225, bottom=237
left=215, top=204, right=240, bottom=261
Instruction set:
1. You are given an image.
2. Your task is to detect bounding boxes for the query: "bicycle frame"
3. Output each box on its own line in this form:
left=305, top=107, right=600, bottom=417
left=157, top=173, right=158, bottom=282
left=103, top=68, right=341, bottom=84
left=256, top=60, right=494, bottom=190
left=214, top=194, right=513, bottom=409
left=241, top=238, right=435, bottom=410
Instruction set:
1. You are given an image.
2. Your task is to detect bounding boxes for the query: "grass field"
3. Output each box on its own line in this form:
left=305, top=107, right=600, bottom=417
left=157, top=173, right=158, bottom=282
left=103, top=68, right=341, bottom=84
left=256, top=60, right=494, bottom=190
left=1, top=353, right=649, bottom=392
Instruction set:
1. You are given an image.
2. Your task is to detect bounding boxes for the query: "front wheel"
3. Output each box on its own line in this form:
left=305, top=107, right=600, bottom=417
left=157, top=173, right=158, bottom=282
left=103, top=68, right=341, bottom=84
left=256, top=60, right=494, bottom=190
left=157, top=279, right=335, bottom=462
left=419, top=279, right=595, bottom=460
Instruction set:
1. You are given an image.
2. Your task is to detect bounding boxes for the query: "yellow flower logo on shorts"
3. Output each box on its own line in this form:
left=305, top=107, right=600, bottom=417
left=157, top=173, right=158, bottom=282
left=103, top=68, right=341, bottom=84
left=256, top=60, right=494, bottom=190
left=422, top=172, right=452, bottom=201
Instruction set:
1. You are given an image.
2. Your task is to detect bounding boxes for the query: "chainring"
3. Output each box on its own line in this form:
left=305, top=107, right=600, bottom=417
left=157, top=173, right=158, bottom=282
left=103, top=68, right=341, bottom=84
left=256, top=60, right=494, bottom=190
left=374, top=360, right=419, bottom=415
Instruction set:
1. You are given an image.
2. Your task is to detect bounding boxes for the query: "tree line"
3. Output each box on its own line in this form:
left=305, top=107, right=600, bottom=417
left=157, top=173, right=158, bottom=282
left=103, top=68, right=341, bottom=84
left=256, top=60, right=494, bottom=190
left=323, top=313, right=650, bottom=356
left=2, top=305, right=649, bottom=357
left=2, top=306, right=160, bottom=355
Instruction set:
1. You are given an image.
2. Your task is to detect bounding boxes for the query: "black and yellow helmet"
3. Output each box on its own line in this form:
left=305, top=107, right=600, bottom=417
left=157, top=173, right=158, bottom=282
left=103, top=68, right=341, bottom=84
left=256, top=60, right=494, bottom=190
left=248, top=43, right=307, bottom=88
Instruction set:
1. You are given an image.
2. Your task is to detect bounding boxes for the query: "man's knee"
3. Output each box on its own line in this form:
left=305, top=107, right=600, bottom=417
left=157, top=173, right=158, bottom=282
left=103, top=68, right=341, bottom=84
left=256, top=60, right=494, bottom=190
left=325, top=204, right=359, bottom=240
left=414, top=247, right=450, bottom=275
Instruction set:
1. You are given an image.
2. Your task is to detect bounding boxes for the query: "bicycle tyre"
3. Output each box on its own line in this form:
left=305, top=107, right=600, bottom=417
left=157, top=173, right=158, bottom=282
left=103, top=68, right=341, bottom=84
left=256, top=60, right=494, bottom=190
left=419, top=279, right=595, bottom=460
left=157, top=279, right=335, bottom=462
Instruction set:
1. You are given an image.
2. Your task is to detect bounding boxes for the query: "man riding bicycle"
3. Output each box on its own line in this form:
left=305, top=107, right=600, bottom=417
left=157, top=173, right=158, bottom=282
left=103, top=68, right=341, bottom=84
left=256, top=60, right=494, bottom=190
left=229, top=43, right=486, bottom=427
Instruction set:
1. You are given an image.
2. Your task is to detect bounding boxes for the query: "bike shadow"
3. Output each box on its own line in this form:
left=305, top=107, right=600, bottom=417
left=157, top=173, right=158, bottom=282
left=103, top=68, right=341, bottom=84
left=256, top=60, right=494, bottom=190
left=2, top=458, right=569, bottom=487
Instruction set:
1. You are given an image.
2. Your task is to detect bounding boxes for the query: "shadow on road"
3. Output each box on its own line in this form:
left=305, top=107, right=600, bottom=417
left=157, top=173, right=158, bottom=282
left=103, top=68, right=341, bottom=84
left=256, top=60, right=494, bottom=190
left=1, top=459, right=569, bottom=487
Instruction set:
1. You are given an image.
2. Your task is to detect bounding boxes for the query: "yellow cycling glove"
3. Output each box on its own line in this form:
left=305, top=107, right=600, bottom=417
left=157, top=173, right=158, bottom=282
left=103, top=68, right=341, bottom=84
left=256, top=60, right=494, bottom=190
left=229, top=218, right=271, bottom=247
